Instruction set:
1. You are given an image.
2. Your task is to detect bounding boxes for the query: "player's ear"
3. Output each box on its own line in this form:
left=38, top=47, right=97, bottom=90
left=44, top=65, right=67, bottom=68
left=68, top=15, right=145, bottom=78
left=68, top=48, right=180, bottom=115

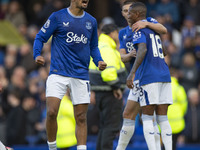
left=135, top=11, right=140, bottom=18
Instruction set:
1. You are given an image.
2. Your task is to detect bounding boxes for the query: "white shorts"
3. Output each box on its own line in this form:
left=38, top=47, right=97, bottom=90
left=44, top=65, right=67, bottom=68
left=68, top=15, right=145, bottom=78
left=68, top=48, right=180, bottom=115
left=127, top=80, right=141, bottom=102
left=46, top=74, right=90, bottom=105
left=139, top=82, right=173, bottom=107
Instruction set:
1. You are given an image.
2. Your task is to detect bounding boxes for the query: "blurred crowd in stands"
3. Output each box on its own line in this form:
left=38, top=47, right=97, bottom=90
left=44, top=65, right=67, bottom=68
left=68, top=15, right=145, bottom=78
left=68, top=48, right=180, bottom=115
left=0, top=0, right=200, bottom=147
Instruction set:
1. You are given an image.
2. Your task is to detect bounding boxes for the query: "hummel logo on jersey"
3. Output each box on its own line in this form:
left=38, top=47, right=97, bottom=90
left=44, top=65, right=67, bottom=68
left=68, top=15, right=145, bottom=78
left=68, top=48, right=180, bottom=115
left=63, top=22, right=69, bottom=27
left=123, top=34, right=127, bottom=39
left=66, top=32, right=88, bottom=44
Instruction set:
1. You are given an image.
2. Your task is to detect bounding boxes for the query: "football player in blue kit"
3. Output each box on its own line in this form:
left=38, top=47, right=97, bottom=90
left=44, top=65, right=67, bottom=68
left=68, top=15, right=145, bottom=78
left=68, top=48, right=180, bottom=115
left=126, top=2, right=173, bottom=150
left=116, top=0, right=167, bottom=150
left=33, top=0, right=107, bottom=150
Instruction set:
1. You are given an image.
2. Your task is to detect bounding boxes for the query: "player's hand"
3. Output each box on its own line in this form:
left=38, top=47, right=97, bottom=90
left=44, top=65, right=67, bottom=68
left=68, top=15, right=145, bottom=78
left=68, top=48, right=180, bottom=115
left=35, top=56, right=45, bottom=66
left=126, top=73, right=135, bottom=89
left=98, top=61, right=107, bottom=71
left=129, top=49, right=137, bottom=58
left=132, top=20, right=148, bottom=32
left=113, top=89, right=122, bottom=100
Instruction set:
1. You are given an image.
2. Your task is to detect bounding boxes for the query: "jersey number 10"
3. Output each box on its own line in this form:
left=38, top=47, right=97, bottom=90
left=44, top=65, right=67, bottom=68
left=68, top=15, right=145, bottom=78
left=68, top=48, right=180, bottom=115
left=150, top=34, right=164, bottom=59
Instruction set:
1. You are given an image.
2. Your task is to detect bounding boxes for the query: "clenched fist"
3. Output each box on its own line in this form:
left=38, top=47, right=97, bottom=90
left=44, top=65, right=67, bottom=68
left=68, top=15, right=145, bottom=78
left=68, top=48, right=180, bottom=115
left=98, top=61, right=107, bottom=71
left=126, top=73, right=135, bottom=89
left=35, top=56, right=45, bottom=66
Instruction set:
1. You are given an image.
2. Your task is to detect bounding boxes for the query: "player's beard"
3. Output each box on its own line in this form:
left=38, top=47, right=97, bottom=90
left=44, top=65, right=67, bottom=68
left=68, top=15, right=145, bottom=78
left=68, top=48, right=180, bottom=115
left=76, top=3, right=88, bottom=10
left=80, top=6, right=87, bottom=10
left=81, top=3, right=89, bottom=10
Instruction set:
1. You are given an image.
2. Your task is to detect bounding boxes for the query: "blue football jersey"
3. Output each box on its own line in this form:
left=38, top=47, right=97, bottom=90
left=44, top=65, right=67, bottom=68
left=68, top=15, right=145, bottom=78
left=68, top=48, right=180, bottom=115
left=119, top=17, right=158, bottom=72
left=33, top=8, right=103, bottom=80
left=132, top=28, right=171, bottom=86
left=119, top=26, right=135, bottom=67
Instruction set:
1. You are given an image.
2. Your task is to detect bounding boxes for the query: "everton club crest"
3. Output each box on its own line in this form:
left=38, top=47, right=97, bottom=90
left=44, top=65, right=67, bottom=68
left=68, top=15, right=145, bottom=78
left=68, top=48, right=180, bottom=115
left=86, top=22, right=92, bottom=30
